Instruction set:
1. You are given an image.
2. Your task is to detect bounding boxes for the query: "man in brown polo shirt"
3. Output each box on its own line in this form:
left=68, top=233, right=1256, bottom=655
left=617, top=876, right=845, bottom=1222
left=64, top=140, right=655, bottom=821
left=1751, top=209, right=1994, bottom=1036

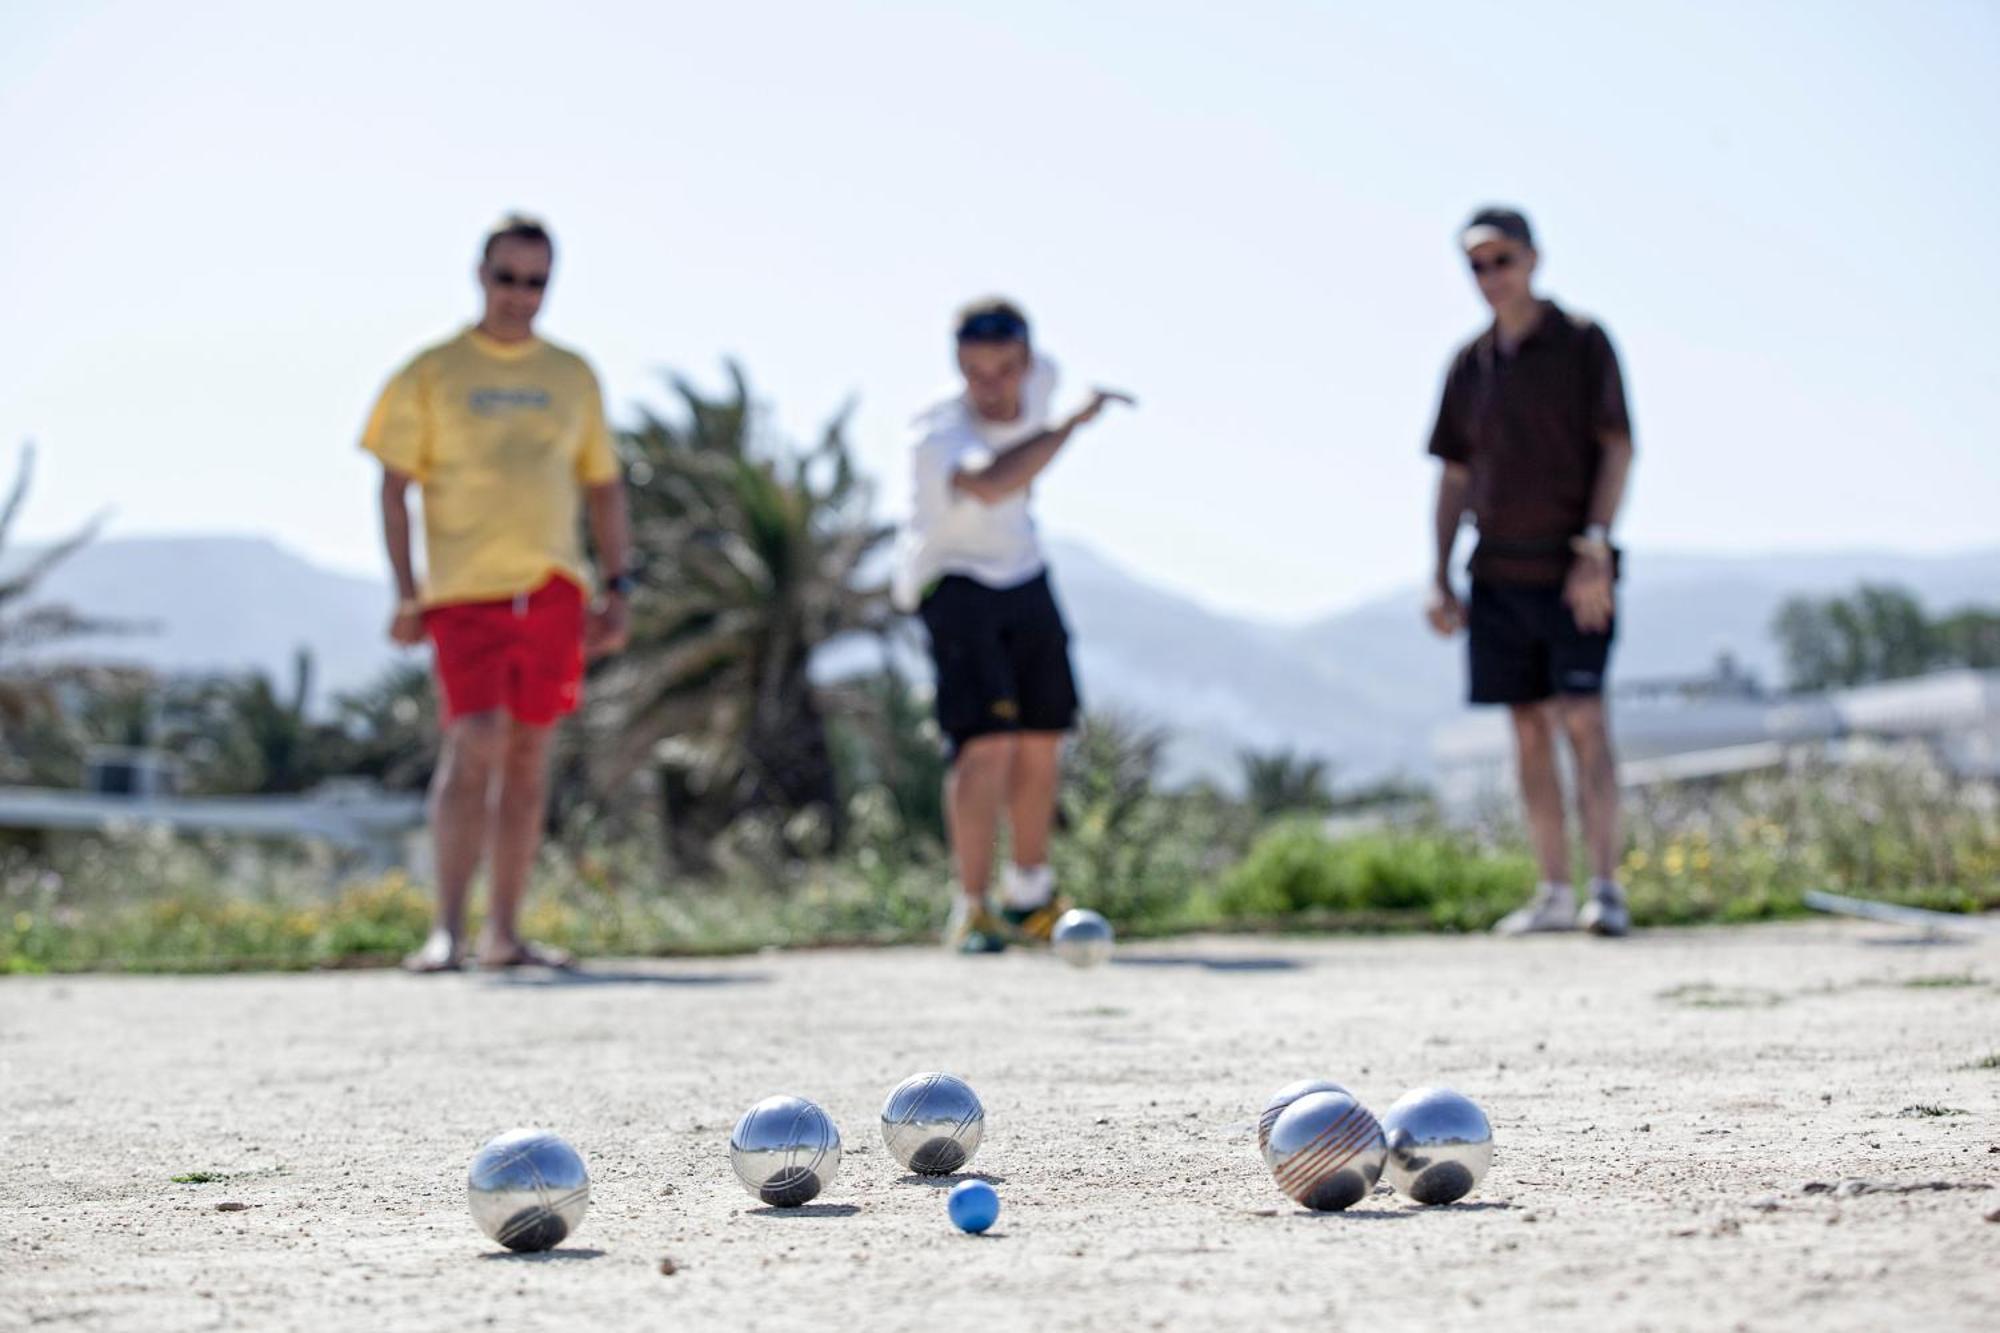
left=1425, top=206, right=1637, bottom=936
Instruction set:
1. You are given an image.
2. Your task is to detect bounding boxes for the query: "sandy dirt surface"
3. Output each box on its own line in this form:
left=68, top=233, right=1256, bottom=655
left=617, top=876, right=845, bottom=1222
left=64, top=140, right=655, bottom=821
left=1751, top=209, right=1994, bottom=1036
left=3, top=921, right=1997, bottom=1332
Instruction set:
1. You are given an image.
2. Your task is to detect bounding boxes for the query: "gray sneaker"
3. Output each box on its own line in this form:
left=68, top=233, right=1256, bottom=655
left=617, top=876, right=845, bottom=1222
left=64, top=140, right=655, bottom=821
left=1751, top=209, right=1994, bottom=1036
left=1493, top=884, right=1579, bottom=936
left=1579, top=883, right=1631, bottom=937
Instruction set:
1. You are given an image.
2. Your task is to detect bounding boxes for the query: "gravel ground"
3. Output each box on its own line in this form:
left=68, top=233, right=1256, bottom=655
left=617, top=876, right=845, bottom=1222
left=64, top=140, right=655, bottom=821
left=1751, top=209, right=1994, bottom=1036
left=3, top=921, right=1997, bottom=1332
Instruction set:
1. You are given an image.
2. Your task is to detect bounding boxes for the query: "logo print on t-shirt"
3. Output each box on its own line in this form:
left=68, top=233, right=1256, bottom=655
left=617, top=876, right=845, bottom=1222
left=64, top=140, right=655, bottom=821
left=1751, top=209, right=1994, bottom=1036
left=468, top=387, right=552, bottom=416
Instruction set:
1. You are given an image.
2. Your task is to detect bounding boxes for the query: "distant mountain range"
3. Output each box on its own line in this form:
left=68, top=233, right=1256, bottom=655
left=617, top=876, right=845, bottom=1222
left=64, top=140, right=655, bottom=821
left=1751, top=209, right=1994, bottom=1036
left=9, top=535, right=1998, bottom=784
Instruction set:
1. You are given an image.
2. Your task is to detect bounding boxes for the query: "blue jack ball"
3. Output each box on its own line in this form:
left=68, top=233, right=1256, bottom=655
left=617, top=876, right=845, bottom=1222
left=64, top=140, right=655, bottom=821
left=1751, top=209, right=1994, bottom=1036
left=947, top=1179, right=1000, bottom=1234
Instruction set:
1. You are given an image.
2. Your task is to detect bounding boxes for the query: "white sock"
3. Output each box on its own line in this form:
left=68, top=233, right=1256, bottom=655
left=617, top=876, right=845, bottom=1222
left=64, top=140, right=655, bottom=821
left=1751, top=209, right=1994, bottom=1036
left=1002, top=864, right=1055, bottom=911
left=1538, top=881, right=1574, bottom=901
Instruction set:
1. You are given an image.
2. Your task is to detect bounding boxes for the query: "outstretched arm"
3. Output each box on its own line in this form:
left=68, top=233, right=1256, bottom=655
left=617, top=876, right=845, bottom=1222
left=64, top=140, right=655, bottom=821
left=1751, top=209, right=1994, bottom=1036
left=952, top=389, right=1136, bottom=505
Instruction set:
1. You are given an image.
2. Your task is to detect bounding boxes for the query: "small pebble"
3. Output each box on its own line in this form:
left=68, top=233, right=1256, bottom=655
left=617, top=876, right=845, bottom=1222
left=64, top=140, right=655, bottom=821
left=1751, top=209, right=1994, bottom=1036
left=215, top=1202, right=248, bottom=1213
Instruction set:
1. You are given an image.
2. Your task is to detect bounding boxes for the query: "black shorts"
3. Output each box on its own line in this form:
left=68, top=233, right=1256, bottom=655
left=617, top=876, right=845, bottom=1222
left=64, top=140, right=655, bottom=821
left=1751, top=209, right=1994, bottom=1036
left=1468, top=580, right=1615, bottom=705
left=918, top=572, right=1081, bottom=756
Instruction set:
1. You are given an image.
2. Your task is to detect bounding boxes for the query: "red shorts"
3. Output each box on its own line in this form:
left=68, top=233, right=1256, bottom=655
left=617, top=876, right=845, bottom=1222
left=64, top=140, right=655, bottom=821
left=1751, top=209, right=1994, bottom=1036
left=425, top=576, right=586, bottom=726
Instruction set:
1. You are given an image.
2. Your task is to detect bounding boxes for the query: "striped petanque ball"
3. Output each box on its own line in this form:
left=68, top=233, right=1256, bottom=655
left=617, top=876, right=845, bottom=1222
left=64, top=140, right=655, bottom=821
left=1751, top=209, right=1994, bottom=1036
left=1264, top=1090, right=1386, bottom=1213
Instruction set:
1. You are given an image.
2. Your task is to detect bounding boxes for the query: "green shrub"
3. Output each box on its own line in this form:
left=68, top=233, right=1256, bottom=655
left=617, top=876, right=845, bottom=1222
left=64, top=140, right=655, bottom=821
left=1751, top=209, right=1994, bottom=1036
left=1216, top=823, right=1535, bottom=930
left=3, top=756, right=1995, bottom=972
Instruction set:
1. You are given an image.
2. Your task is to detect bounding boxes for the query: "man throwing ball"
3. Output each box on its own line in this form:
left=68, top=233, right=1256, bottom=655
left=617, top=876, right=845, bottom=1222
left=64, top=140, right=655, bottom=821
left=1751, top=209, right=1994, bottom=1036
left=895, top=299, right=1133, bottom=953
left=363, top=214, right=633, bottom=971
left=1425, top=207, right=1637, bottom=936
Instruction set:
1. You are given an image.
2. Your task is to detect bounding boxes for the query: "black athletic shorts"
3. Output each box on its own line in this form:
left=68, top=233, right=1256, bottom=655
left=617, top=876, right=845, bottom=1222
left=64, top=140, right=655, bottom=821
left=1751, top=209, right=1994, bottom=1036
left=918, top=572, right=1081, bottom=756
left=1468, top=580, right=1615, bottom=705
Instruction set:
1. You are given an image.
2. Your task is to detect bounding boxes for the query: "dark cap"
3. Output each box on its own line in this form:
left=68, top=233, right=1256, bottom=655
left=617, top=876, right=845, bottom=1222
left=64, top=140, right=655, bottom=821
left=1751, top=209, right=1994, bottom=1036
left=1459, top=206, right=1534, bottom=252
left=954, top=297, right=1031, bottom=346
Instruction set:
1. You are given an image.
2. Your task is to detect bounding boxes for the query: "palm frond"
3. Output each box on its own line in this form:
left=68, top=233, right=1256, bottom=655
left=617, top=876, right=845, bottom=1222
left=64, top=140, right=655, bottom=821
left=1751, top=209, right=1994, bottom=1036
left=597, top=363, right=893, bottom=853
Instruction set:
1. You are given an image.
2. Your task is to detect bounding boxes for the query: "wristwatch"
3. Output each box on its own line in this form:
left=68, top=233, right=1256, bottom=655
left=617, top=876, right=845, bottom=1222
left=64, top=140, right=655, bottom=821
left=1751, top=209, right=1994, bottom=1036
left=604, top=571, right=636, bottom=597
left=1571, top=525, right=1613, bottom=565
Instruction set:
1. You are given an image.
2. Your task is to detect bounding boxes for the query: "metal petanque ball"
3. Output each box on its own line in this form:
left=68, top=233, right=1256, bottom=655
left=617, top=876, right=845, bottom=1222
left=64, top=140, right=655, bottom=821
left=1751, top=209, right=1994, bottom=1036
left=881, top=1072, right=986, bottom=1175
left=1257, top=1078, right=1353, bottom=1162
left=948, top=1179, right=1001, bottom=1234
left=1051, top=908, right=1114, bottom=968
left=467, top=1128, right=590, bottom=1252
left=729, top=1094, right=842, bottom=1208
left=1381, top=1086, right=1494, bottom=1205
left=1266, top=1090, right=1386, bottom=1213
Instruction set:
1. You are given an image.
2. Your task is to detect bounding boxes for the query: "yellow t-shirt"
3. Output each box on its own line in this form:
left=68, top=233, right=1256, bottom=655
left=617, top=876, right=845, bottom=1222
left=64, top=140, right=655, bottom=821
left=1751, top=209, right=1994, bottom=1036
left=361, top=327, right=621, bottom=607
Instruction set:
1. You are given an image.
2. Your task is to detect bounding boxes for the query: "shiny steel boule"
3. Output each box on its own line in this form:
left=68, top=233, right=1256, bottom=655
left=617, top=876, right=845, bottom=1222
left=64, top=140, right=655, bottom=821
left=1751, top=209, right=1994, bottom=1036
left=466, top=1128, right=590, bottom=1251
left=881, top=1072, right=986, bottom=1175
left=1051, top=908, right=1114, bottom=968
left=1265, top=1090, right=1386, bottom=1213
left=1381, top=1086, right=1493, bottom=1205
left=1257, top=1078, right=1353, bottom=1162
left=729, top=1095, right=842, bottom=1207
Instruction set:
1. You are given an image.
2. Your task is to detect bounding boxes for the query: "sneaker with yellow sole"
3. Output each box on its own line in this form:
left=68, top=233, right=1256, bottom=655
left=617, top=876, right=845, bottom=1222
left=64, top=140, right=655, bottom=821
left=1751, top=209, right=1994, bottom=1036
left=943, top=895, right=1009, bottom=954
left=1001, top=895, right=1074, bottom=943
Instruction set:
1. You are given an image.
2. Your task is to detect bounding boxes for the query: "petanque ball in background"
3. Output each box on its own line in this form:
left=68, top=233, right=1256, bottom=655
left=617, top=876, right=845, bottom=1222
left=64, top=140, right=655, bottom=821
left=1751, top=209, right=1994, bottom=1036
left=947, top=1179, right=1001, bottom=1234
left=881, top=1072, right=986, bottom=1175
left=467, top=1128, right=590, bottom=1252
left=730, top=1094, right=842, bottom=1207
left=1257, top=1078, right=1353, bottom=1161
left=1051, top=908, right=1114, bottom=968
left=1381, top=1086, right=1493, bottom=1205
left=1266, top=1090, right=1386, bottom=1213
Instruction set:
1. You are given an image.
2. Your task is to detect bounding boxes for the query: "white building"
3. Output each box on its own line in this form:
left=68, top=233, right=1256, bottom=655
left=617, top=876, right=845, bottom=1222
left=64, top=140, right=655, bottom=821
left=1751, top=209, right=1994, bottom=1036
left=1432, top=667, right=2000, bottom=815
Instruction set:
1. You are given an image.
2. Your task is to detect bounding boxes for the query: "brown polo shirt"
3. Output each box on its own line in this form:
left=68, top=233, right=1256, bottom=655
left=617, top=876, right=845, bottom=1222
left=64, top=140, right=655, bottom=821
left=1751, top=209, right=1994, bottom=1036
left=1427, top=300, right=1632, bottom=586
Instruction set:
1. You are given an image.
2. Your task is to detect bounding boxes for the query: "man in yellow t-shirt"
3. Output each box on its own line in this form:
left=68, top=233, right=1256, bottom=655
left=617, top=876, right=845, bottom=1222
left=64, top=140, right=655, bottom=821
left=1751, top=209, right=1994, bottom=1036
left=362, top=214, right=632, bottom=973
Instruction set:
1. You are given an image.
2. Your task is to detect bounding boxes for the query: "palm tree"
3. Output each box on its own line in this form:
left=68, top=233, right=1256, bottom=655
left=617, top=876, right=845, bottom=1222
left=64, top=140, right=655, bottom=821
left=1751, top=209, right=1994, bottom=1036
left=224, top=649, right=332, bottom=793
left=0, top=442, right=113, bottom=757
left=592, top=364, right=894, bottom=864
left=1239, top=747, right=1334, bottom=818
left=330, top=661, right=438, bottom=793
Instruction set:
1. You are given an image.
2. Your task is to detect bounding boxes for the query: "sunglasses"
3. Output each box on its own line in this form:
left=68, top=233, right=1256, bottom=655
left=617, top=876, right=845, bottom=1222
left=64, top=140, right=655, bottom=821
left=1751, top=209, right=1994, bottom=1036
left=490, top=267, right=549, bottom=291
left=1468, top=251, right=1520, bottom=277
left=955, top=310, right=1029, bottom=343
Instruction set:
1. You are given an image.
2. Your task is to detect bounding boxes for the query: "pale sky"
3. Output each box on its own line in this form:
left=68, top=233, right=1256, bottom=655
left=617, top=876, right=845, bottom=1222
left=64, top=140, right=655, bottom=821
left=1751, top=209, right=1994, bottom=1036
left=3, top=0, right=1995, bottom=622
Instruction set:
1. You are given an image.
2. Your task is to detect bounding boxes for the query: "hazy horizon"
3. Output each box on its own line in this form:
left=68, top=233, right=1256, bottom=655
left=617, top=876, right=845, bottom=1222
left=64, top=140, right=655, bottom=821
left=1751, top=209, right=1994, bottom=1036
left=18, top=526, right=2000, bottom=632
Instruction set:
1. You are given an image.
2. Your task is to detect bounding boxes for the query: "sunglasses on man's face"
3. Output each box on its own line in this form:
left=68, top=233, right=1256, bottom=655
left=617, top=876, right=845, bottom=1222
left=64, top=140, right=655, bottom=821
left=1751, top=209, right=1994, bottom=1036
left=490, top=267, right=549, bottom=291
left=1468, top=251, right=1520, bottom=278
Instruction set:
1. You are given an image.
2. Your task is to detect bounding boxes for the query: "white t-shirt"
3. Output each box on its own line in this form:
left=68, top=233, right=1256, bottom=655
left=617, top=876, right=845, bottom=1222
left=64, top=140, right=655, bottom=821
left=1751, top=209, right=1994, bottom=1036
left=893, top=356, right=1059, bottom=610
